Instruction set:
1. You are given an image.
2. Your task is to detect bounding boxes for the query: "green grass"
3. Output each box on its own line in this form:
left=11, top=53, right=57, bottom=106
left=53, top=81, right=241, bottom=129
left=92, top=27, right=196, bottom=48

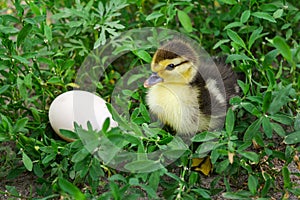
left=0, top=0, right=300, bottom=199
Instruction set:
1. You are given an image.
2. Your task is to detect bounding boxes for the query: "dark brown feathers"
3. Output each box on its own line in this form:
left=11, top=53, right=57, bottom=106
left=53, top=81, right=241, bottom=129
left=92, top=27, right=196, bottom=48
left=213, top=57, right=241, bottom=102
left=154, top=40, right=198, bottom=65
left=189, top=56, right=241, bottom=120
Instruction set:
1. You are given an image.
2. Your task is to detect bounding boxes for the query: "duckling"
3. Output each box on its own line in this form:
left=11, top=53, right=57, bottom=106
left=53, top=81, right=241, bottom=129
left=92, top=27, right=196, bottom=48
left=144, top=40, right=240, bottom=135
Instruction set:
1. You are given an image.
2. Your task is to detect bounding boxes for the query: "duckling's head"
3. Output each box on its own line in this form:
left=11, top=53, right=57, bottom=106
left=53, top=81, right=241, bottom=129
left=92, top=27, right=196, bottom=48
left=144, top=40, right=199, bottom=88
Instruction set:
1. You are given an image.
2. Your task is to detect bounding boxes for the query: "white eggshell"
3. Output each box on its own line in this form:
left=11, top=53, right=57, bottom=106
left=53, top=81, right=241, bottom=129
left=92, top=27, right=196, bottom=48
left=49, top=90, right=118, bottom=142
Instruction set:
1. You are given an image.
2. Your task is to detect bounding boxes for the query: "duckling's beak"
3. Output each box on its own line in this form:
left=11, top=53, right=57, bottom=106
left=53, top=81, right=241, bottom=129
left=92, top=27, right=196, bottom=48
left=144, top=72, right=164, bottom=88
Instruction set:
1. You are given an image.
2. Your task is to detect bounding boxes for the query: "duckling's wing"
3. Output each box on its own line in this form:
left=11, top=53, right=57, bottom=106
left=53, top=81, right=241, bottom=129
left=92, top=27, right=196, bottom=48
left=213, top=56, right=242, bottom=103
left=189, top=56, right=241, bottom=131
left=189, top=69, right=212, bottom=116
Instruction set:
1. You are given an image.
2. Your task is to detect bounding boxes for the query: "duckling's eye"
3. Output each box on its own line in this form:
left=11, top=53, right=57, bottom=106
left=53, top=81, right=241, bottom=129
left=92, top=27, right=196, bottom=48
left=166, top=63, right=175, bottom=70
